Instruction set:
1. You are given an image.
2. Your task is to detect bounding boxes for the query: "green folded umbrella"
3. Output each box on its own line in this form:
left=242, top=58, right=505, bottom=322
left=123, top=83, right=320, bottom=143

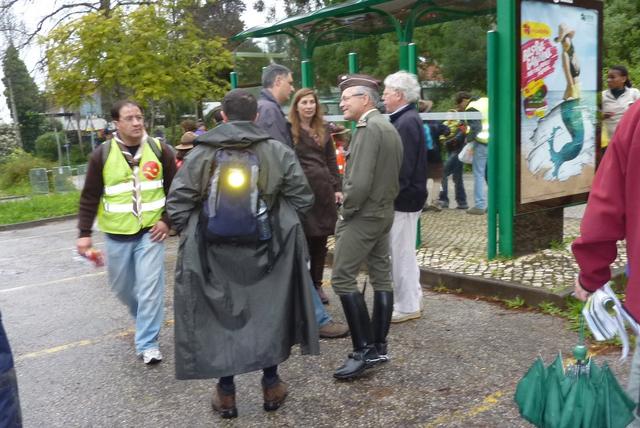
left=515, top=315, right=635, bottom=427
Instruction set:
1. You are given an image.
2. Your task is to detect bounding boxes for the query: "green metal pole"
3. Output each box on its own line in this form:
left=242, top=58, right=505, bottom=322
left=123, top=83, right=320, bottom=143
left=230, top=72, right=238, bottom=89
left=487, top=31, right=498, bottom=260
left=348, top=52, right=359, bottom=73
left=399, top=42, right=409, bottom=71
left=301, top=60, right=314, bottom=88
left=408, top=43, right=417, bottom=75
left=497, top=0, right=516, bottom=257
left=347, top=52, right=359, bottom=132
left=406, top=42, right=422, bottom=247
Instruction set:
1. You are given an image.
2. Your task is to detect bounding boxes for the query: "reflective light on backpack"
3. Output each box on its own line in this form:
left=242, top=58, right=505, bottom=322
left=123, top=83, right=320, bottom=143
left=226, top=168, right=247, bottom=189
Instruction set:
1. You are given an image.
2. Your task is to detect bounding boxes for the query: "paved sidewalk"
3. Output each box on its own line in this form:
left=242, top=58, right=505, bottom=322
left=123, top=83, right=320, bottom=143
left=413, top=208, right=626, bottom=292
left=329, top=174, right=627, bottom=297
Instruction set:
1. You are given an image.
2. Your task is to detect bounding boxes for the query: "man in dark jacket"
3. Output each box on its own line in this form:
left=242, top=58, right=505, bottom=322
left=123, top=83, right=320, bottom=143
left=255, top=64, right=348, bottom=340
left=0, top=313, right=21, bottom=427
left=256, top=63, right=295, bottom=147
left=331, top=74, right=403, bottom=379
left=382, top=71, right=428, bottom=323
left=167, top=89, right=320, bottom=419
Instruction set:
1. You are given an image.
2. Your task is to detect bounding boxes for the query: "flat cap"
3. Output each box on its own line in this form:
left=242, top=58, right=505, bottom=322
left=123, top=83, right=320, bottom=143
left=337, top=73, right=381, bottom=92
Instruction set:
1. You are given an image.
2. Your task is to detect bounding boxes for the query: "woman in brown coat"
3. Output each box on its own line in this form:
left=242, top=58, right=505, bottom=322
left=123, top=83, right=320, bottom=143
left=289, top=88, right=343, bottom=304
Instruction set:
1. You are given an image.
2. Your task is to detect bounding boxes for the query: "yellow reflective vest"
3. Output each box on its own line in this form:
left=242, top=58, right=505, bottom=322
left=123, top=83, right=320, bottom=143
left=466, top=97, right=489, bottom=144
left=97, top=138, right=165, bottom=235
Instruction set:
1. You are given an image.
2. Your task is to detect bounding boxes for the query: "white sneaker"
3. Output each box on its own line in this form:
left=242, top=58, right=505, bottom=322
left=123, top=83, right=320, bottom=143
left=391, top=310, right=421, bottom=323
left=141, top=348, right=163, bottom=364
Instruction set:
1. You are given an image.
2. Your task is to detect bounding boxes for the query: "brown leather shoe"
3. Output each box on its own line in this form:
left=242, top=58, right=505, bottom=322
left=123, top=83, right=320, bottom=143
left=262, top=377, right=288, bottom=411
left=319, top=320, right=349, bottom=339
left=212, top=385, right=238, bottom=419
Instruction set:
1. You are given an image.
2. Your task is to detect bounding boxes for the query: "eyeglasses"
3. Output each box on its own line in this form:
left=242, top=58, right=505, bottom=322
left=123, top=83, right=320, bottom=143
left=118, top=115, right=144, bottom=123
left=340, top=93, right=365, bottom=102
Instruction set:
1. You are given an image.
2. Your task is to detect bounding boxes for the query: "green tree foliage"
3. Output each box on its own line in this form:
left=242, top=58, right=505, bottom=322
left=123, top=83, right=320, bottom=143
left=188, top=0, right=246, bottom=45
left=1, top=44, right=45, bottom=153
left=263, top=0, right=492, bottom=101
left=43, top=1, right=232, bottom=116
left=414, top=16, right=495, bottom=95
left=603, top=0, right=640, bottom=85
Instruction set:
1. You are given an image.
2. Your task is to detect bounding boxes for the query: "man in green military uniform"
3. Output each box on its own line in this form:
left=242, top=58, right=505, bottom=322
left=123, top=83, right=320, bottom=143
left=331, top=74, right=404, bottom=379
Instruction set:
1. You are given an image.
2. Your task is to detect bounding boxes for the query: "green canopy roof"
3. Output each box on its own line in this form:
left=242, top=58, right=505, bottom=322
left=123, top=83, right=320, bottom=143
left=232, top=0, right=496, bottom=47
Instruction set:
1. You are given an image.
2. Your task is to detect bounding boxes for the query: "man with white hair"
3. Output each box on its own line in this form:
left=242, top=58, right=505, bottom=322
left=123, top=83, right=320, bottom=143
left=382, top=71, right=428, bottom=323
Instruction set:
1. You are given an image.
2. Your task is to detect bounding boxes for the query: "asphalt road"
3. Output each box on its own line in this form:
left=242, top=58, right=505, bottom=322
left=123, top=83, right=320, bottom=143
left=0, top=219, right=631, bottom=427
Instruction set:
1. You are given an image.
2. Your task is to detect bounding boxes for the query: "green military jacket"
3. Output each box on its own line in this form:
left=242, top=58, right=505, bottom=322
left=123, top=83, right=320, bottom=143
left=341, top=109, right=404, bottom=220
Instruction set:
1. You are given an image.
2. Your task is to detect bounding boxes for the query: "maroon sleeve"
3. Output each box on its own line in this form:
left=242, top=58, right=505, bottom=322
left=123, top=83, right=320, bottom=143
left=77, top=148, right=105, bottom=238
left=160, top=144, right=177, bottom=227
left=571, top=106, right=632, bottom=292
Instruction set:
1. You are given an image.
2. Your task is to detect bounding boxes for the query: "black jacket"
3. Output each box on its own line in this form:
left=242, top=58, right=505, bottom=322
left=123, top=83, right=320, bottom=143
left=389, top=104, right=428, bottom=212
left=256, top=89, right=293, bottom=147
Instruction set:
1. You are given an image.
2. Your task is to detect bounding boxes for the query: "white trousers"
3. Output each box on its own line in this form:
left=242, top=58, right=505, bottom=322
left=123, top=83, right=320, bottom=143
left=390, top=210, right=422, bottom=313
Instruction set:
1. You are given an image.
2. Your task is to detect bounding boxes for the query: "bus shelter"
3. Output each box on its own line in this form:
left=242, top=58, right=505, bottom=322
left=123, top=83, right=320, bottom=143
left=231, top=0, right=603, bottom=260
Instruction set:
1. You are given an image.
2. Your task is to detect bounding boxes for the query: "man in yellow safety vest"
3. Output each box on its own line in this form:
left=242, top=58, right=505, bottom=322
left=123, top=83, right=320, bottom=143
left=76, top=100, right=176, bottom=365
left=465, top=97, right=489, bottom=215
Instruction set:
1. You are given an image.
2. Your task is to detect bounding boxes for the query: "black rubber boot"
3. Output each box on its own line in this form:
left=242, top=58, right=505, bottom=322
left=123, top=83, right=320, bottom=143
left=333, top=292, right=379, bottom=380
left=371, top=291, right=393, bottom=363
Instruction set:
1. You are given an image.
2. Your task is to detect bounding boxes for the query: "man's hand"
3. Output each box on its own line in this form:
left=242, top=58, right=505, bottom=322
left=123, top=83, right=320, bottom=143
left=150, top=220, right=169, bottom=242
left=573, top=277, right=592, bottom=302
left=335, top=192, right=344, bottom=205
left=77, top=237, right=92, bottom=256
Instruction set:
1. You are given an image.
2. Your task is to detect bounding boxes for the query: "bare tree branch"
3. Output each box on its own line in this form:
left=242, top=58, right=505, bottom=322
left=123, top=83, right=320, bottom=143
left=20, top=2, right=100, bottom=48
left=0, top=1, right=22, bottom=11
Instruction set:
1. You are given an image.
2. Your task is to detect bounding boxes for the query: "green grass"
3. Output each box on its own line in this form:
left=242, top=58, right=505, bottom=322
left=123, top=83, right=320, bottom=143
left=504, top=296, right=526, bottom=309
left=0, top=192, right=79, bottom=225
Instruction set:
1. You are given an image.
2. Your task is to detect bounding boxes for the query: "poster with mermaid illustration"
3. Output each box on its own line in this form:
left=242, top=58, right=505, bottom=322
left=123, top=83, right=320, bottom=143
left=519, top=0, right=601, bottom=206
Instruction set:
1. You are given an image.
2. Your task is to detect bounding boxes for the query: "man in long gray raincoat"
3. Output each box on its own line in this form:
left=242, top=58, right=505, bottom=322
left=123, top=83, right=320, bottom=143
left=166, top=89, right=319, bottom=419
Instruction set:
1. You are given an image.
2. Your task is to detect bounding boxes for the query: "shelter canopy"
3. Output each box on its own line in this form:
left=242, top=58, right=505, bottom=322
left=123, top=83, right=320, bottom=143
left=232, top=0, right=496, bottom=47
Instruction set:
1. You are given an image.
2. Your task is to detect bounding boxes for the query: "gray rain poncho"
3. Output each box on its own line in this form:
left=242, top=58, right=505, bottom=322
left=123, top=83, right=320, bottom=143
left=167, top=121, right=320, bottom=379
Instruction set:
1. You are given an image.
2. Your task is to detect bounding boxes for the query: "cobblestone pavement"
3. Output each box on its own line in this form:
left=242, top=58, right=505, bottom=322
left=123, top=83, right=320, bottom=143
left=329, top=204, right=627, bottom=292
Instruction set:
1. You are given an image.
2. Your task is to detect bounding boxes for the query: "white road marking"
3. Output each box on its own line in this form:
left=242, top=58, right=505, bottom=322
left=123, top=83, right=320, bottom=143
left=0, top=271, right=106, bottom=293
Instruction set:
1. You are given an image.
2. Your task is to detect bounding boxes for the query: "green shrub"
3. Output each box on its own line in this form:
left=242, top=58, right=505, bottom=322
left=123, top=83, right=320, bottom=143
left=35, top=131, right=94, bottom=165
left=69, top=143, right=93, bottom=165
left=0, top=149, right=55, bottom=195
left=35, top=131, right=65, bottom=161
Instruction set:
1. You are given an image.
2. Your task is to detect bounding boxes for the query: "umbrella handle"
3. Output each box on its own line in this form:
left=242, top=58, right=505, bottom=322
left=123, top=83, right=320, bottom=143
left=573, top=312, right=588, bottom=362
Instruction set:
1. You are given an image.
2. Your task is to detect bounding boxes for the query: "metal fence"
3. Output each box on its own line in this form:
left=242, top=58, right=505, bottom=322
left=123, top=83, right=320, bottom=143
left=28, top=165, right=87, bottom=194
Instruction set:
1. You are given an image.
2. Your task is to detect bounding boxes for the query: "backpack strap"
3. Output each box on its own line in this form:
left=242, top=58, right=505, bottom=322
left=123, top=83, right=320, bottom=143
left=100, top=139, right=111, bottom=166
left=146, top=136, right=163, bottom=160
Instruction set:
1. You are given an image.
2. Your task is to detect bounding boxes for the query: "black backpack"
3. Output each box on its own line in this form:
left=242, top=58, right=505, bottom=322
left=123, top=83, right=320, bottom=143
left=202, top=147, right=270, bottom=243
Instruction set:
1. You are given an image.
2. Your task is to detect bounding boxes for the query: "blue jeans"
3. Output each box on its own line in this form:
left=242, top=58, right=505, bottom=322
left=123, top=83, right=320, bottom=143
left=105, top=233, right=165, bottom=354
left=0, top=313, right=21, bottom=427
left=312, top=280, right=331, bottom=327
left=439, top=150, right=467, bottom=208
left=472, top=142, right=488, bottom=209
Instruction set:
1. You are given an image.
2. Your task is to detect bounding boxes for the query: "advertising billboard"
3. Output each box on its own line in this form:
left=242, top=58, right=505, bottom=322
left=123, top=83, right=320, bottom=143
left=517, top=0, right=602, bottom=211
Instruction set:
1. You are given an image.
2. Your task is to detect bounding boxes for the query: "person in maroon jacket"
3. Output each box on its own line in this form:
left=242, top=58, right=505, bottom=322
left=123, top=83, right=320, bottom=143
left=572, top=100, right=640, bottom=413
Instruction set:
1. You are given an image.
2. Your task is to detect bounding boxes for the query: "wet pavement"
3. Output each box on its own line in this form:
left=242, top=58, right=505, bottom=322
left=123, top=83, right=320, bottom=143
left=0, top=219, right=634, bottom=427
